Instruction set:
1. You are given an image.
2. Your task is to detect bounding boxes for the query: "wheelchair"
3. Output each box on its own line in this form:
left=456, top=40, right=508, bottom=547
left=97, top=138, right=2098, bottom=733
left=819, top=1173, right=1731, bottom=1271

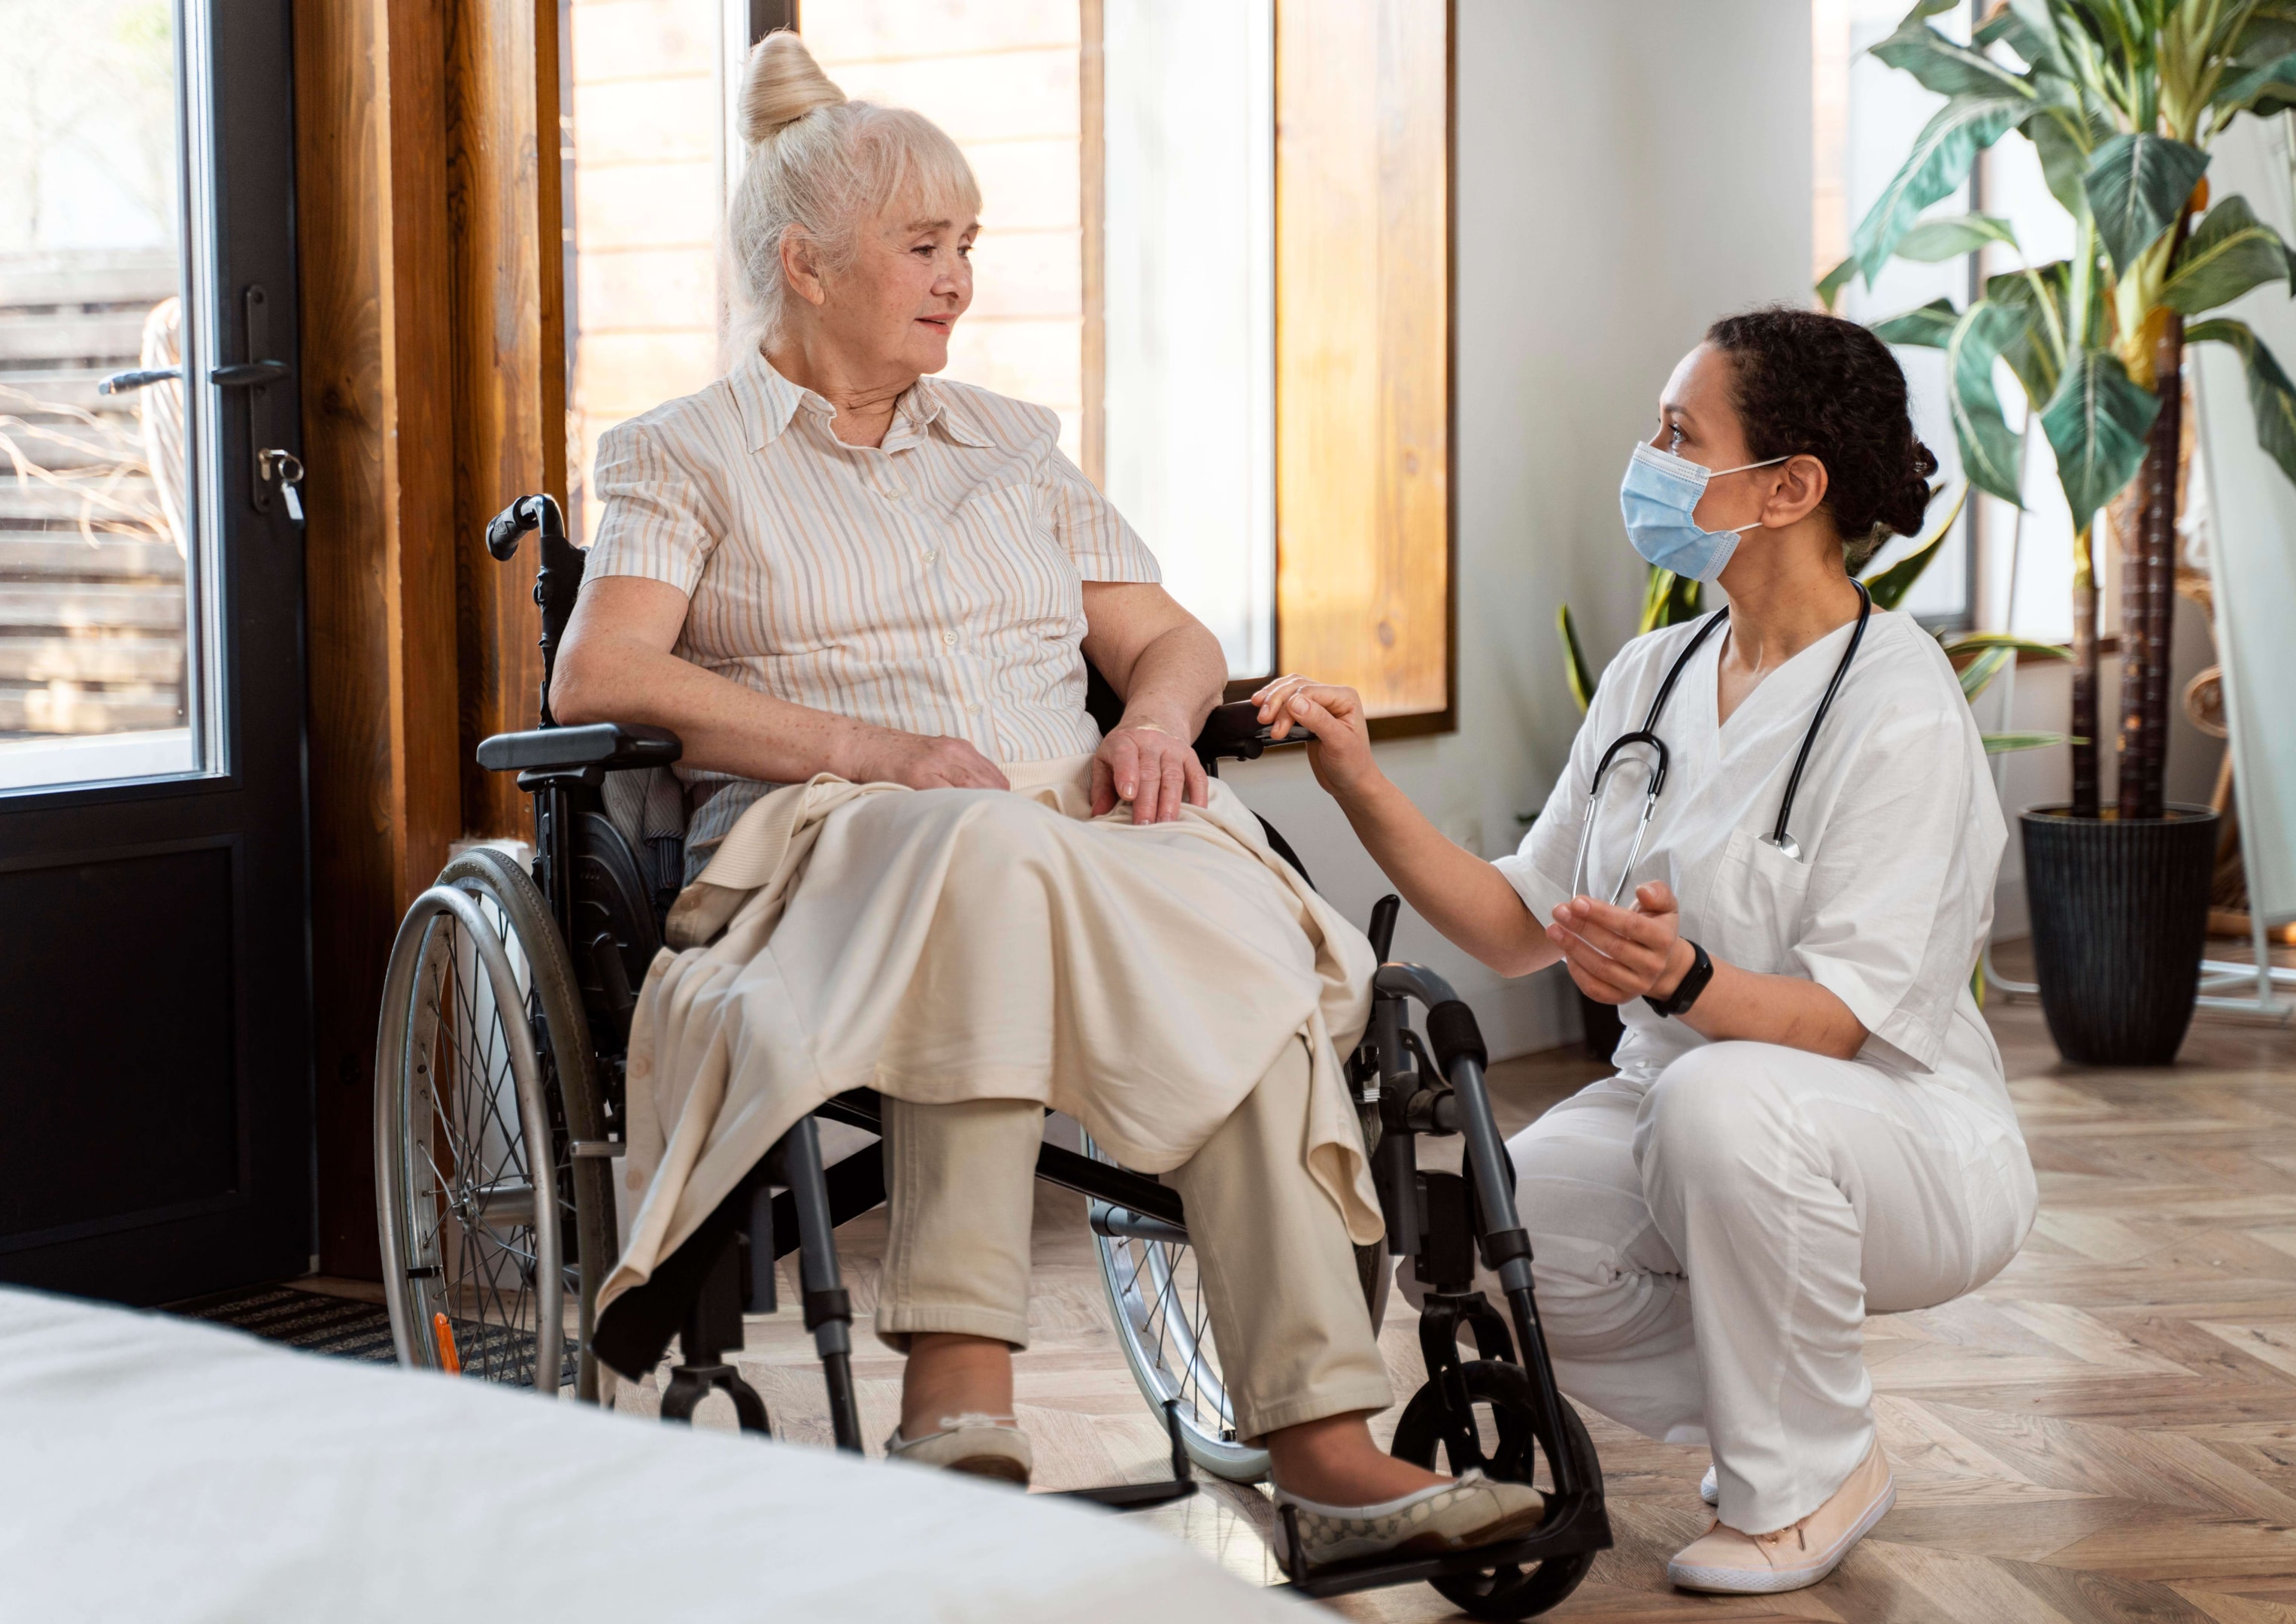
left=372, top=493, right=1611, bottom=1618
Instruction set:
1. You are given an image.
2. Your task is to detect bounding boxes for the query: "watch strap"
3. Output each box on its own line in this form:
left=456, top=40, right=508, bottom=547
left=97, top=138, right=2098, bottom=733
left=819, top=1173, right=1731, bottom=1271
left=1645, top=938, right=1713, bottom=1019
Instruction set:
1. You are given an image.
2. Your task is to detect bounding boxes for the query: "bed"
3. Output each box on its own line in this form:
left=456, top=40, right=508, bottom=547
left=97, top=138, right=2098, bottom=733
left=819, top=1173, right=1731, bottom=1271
left=0, top=1286, right=1309, bottom=1623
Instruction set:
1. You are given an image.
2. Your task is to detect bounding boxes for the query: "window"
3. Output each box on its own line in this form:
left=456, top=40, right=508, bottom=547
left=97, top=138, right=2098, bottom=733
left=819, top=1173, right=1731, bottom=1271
left=1815, top=0, right=2077, bottom=641
left=563, top=2, right=1454, bottom=724
left=0, top=0, right=209, bottom=789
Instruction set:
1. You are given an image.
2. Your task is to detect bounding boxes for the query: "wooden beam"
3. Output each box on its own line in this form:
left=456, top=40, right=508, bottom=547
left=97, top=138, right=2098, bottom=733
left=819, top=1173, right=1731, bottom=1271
left=1273, top=0, right=1451, bottom=728
left=447, top=0, right=563, bottom=838
left=294, top=0, right=460, bottom=1277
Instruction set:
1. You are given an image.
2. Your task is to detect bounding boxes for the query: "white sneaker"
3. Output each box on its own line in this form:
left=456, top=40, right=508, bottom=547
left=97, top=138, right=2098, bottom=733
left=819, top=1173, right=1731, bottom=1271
left=1700, top=1462, right=1718, bottom=1505
left=1667, top=1441, right=1894, bottom=1595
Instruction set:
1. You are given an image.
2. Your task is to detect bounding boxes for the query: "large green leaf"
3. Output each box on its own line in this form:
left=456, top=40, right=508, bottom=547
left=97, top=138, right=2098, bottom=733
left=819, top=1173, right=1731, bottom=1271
left=1894, top=212, right=2022, bottom=260
left=1852, top=95, right=2025, bottom=280
left=1982, top=731, right=2067, bottom=754
left=1976, top=0, right=2065, bottom=72
left=2161, top=195, right=2291, bottom=314
left=1557, top=604, right=1596, bottom=717
left=2188, top=317, right=2296, bottom=486
left=1956, top=643, right=2018, bottom=701
left=2082, top=132, right=2210, bottom=274
left=2025, top=104, right=2106, bottom=220
left=1943, top=632, right=2073, bottom=660
left=1860, top=480, right=1969, bottom=610
left=2038, top=349, right=2160, bottom=522
left=1637, top=566, right=1703, bottom=635
left=1816, top=256, right=1858, bottom=311
left=1947, top=301, right=2031, bottom=506
left=1873, top=12, right=2038, bottom=102
left=1872, top=296, right=1961, bottom=348
left=1985, top=262, right=2072, bottom=405
left=2212, top=48, right=2296, bottom=118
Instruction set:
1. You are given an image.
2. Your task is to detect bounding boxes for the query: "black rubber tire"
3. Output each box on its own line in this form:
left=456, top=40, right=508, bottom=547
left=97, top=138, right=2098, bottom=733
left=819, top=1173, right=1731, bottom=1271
left=1390, top=1360, right=1601, bottom=1620
left=434, top=846, right=614, bottom=1402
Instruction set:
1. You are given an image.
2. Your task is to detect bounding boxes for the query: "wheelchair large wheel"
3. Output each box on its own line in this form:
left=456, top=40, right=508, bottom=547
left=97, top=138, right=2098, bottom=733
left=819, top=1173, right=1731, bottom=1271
left=375, top=847, right=611, bottom=1398
left=1084, top=1133, right=1386, bottom=1485
left=1390, top=1362, right=1600, bottom=1619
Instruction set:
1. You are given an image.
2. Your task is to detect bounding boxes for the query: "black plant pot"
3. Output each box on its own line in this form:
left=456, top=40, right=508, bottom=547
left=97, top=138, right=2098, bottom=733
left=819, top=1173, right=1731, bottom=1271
left=2020, top=803, right=2219, bottom=1066
left=1576, top=988, right=1624, bottom=1064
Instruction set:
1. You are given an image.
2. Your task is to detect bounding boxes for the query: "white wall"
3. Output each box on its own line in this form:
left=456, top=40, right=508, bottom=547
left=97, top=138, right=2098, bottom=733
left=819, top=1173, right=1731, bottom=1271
left=1224, top=0, right=1815, bottom=1059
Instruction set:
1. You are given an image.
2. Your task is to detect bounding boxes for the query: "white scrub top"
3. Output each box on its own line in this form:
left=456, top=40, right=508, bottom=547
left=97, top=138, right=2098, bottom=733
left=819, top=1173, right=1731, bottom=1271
left=1497, top=606, right=2011, bottom=1113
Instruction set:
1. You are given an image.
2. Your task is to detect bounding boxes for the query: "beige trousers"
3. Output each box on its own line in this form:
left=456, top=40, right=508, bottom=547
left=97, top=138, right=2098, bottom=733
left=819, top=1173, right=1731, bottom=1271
left=875, top=1035, right=1393, bottom=1440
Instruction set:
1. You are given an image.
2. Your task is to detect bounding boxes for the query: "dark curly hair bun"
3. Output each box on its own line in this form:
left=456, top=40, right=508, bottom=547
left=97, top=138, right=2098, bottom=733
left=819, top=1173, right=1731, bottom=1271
left=1705, top=306, right=1940, bottom=571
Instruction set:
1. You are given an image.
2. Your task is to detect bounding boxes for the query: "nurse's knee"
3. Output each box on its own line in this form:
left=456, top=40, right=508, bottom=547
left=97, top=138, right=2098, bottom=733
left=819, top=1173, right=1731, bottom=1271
left=1638, top=1042, right=1795, bottom=1183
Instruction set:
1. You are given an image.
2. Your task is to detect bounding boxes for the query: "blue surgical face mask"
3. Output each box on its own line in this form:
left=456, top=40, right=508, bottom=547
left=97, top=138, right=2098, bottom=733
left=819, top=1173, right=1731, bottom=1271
left=1618, top=443, right=1788, bottom=582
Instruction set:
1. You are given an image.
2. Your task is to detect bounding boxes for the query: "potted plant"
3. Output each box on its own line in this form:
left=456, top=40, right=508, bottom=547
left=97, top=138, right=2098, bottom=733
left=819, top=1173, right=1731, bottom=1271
left=1833, top=0, right=2296, bottom=1062
left=1551, top=492, right=2055, bottom=1063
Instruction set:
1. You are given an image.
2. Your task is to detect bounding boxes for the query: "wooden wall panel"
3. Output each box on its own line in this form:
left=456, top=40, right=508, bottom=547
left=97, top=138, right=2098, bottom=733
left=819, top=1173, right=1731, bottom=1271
left=1274, top=0, right=1451, bottom=728
left=448, top=0, right=564, bottom=838
left=297, top=0, right=569, bottom=1274
left=294, top=0, right=460, bottom=1277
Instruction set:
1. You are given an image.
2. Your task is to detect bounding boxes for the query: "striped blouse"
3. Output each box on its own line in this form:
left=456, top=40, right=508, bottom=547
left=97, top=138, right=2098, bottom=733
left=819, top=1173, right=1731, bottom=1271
left=584, top=351, right=1162, bottom=863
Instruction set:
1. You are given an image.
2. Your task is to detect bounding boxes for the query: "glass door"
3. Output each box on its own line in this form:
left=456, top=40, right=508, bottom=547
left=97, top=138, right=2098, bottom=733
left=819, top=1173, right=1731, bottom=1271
left=0, top=0, right=311, bottom=1303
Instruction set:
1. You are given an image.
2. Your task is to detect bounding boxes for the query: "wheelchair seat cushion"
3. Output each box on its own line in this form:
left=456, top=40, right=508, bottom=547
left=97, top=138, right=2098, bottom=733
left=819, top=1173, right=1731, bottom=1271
left=599, top=755, right=1382, bottom=1325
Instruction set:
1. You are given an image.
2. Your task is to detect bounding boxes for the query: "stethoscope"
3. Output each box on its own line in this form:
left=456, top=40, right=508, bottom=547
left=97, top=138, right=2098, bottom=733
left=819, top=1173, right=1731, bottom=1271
left=1570, top=580, right=1872, bottom=904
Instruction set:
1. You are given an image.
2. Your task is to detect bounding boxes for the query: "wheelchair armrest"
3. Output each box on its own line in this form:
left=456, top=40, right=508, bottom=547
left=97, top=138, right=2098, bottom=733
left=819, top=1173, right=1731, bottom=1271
left=475, top=721, right=682, bottom=774
left=1193, top=698, right=1312, bottom=764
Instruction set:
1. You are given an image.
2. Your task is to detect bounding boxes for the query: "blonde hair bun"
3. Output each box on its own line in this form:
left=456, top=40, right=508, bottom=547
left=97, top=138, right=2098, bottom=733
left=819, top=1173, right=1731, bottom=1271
left=741, top=30, right=846, bottom=144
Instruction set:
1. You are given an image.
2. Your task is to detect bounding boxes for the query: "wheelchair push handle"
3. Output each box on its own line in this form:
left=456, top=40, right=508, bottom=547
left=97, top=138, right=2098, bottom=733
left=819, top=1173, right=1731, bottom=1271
left=1366, top=893, right=1401, bottom=963
left=485, top=492, right=566, bottom=560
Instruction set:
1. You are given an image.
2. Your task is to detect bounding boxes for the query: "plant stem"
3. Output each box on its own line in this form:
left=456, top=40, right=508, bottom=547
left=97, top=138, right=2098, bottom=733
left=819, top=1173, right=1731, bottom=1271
left=2070, top=528, right=2100, bottom=820
left=2118, top=311, right=2182, bottom=821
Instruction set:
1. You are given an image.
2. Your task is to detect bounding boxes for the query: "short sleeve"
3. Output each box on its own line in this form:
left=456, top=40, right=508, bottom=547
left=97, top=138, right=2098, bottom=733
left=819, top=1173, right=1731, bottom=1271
left=1794, top=700, right=2003, bottom=1071
left=584, top=416, right=723, bottom=595
left=1041, top=443, right=1160, bottom=584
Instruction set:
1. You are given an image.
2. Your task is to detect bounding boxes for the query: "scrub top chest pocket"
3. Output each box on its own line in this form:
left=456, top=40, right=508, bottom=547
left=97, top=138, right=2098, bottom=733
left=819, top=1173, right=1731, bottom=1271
left=1709, top=826, right=1815, bottom=976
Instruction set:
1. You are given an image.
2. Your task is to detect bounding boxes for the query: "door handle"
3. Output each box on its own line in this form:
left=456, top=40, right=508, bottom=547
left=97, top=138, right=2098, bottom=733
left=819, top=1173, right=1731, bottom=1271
left=212, top=360, right=290, bottom=388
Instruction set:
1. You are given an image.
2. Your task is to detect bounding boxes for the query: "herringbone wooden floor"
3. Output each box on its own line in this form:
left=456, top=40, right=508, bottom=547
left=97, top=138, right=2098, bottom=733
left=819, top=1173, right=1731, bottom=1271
left=627, top=957, right=2296, bottom=1622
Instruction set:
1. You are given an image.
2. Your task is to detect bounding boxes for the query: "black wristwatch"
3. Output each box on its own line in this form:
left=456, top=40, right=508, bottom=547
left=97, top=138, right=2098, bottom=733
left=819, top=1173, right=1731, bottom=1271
left=1645, top=939, right=1713, bottom=1019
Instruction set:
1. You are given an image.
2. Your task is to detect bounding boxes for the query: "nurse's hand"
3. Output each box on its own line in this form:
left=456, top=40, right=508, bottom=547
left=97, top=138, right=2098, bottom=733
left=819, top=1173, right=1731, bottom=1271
left=1251, top=676, right=1379, bottom=800
left=1548, top=882, right=1692, bottom=1004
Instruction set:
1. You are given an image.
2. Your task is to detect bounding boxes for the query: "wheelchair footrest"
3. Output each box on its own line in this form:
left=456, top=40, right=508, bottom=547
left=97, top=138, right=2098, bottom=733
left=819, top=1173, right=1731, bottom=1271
left=1050, top=1396, right=1197, bottom=1513
left=1275, top=1488, right=1613, bottom=1600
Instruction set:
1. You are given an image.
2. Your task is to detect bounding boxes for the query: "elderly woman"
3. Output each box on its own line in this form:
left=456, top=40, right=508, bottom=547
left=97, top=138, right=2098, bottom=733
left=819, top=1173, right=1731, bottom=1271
left=553, top=32, right=1542, bottom=1566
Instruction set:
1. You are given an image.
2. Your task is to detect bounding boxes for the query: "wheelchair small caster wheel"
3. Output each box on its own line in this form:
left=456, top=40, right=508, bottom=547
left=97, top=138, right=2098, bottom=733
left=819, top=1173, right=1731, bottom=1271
left=1391, top=1359, right=1601, bottom=1620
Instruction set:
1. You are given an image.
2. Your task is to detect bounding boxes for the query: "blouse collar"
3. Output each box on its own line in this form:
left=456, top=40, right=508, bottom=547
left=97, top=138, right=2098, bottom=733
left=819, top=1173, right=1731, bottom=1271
left=733, top=350, right=993, bottom=453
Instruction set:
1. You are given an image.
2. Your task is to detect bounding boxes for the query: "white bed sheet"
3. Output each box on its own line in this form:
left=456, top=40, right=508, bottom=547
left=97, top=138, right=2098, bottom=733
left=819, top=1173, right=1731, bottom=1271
left=0, top=1287, right=1309, bottom=1624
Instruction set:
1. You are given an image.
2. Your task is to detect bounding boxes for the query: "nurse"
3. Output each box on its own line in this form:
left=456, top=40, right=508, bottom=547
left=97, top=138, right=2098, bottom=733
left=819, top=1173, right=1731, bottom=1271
left=1254, top=307, right=2037, bottom=1595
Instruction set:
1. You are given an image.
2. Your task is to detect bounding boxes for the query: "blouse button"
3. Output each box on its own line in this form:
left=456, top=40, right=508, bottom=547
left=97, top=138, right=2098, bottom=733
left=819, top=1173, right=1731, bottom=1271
left=942, top=631, right=957, bottom=646
left=922, top=549, right=938, bottom=564
left=965, top=702, right=981, bottom=716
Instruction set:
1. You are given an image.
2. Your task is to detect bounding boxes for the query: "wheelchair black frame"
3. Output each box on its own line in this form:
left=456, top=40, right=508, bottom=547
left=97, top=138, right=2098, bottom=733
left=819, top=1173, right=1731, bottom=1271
left=471, top=493, right=1610, bottom=1604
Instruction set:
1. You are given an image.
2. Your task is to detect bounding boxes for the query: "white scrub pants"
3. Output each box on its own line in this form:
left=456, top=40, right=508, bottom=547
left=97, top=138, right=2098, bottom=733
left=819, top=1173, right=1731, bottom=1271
left=1508, top=1041, right=2036, bottom=1535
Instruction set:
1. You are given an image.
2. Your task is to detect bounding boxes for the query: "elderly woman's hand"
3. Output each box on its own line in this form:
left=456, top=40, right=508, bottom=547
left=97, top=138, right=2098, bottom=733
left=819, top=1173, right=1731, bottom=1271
left=1093, top=721, right=1208, bottom=825
left=847, top=729, right=1012, bottom=793
left=1251, top=676, right=1381, bottom=803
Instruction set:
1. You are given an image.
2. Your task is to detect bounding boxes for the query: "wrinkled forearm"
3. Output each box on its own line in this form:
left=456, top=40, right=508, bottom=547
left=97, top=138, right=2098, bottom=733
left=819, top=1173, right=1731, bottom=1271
left=552, top=631, right=892, bottom=785
left=1109, top=621, right=1225, bottom=740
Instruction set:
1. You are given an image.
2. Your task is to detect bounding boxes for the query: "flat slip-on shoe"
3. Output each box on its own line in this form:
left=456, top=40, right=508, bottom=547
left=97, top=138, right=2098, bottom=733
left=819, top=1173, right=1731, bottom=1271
left=1273, top=1469, right=1546, bottom=1571
left=1667, top=1440, right=1894, bottom=1595
left=884, top=1413, right=1033, bottom=1486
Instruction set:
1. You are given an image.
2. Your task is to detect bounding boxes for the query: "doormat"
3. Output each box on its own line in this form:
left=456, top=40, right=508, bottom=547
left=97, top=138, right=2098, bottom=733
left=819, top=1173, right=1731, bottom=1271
left=168, top=1283, right=398, bottom=1364
left=168, top=1283, right=579, bottom=1389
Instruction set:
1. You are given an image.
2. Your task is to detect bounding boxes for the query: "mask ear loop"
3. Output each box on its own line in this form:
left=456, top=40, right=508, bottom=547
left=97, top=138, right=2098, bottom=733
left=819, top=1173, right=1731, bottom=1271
left=1763, top=578, right=1873, bottom=861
